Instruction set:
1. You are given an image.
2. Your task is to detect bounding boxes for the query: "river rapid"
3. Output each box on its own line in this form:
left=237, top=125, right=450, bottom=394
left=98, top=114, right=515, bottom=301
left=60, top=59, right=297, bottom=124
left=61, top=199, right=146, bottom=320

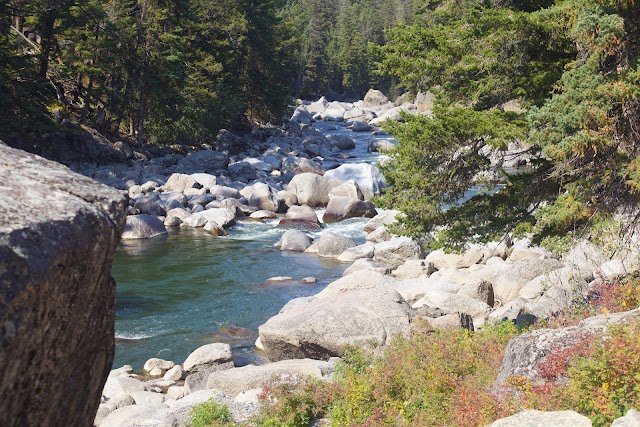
left=111, top=121, right=396, bottom=369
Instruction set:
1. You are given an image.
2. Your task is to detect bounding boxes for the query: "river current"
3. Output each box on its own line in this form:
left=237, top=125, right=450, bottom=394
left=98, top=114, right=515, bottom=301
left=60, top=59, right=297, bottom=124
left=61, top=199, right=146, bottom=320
left=111, top=121, right=396, bottom=369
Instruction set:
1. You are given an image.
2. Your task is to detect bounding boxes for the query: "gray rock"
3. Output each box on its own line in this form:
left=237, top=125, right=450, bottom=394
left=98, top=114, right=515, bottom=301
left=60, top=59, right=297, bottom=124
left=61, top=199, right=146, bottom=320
left=121, top=214, right=168, bottom=239
left=129, top=391, right=166, bottom=406
left=428, top=313, right=474, bottom=331
left=191, top=208, right=237, bottom=229
left=278, top=204, right=321, bottom=230
left=207, top=359, right=336, bottom=396
left=184, top=343, right=233, bottom=373
left=337, top=243, right=375, bottom=262
left=287, top=173, right=344, bottom=207
left=176, top=149, right=228, bottom=173
left=210, top=185, right=241, bottom=199
left=412, top=291, right=492, bottom=321
left=190, top=173, right=217, bottom=189
left=488, top=410, right=592, bottom=427
left=368, top=139, right=397, bottom=152
left=275, top=230, right=313, bottom=252
left=342, top=258, right=390, bottom=276
left=163, top=365, right=184, bottom=381
left=324, top=163, right=385, bottom=198
left=392, top=259, right=435, bottom=279
left=317, top=231, right=357, bottom=258
left=329, top=135, right=356, bottom=150
left=214, top=129, right=246, bottom=155
left=458, top=280, right=495, bottom=307
left=164, top=173, right=199, bottom=193
left=247, top=183, right=284, bottom=213
left=363, top=89, right=389, bottom=108
left=323, top=196, right=377, bottom=223
left=204, top=221, right=228, bottom=236
left=133, top=195, right=166, bottom=216
left=373, top=237, right=425, bottom=269
left=143, top=358, right=175, bottom=375
left=364, top=210, right=401, bottom=233
left=0, top=143, right=128, bottom=427
left=351, top=121, right=374, bottom=132
left=497, top=308, right=640, bottom=386
left=612, top=409, right=640, bottom=427
left=183, top=362, right=235, bottom=394
left=258, top=271, right=411, bottom=361
left=282, top=156, right=325, bottom=175
left=492, top=258, right=564, bottom=304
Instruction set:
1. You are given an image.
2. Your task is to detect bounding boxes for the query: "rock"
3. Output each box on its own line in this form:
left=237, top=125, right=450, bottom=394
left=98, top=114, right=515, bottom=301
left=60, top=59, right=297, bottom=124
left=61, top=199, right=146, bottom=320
left=393, top=277, right=461, bottom=305
left=204, top=221, right=228, bottom=236
left=300, top=277, right=317, bottom=284
left=324, top=163, right=385, bottom=198
left=366, top=226, right=393, bottom=243
left=278, top=190, right=298, bottom=207
left=268, top=276, right=294, bottom=283
left=250, top=210, right=278, bottom=219
left=275, top=230, right=313, bottom=252
left=190, top=173, right=217, bottom=189
left=166, top=386, right=186, bottom=400
left=329, top=135, right=356, bottom=150
left=215, top=129, right=247, bottom=155
left=373, top=237, right=425, bottom=269
left=210, top=185, right=241, bottom=199
left=363, top=89, right=389, bottom=108
left=509, top=246, right=554, bottom=262
left=163, top=365, right=184, bottom=381
left=121, top=214, right=167, bottom=239
left=496, top=308, right=640, bottom=386
left=282, top=156, right=325, bottom=175
left=278, top=205, right=322, bottom=230
left=323, top=197, right=377, bottom=223
left=143, top=358, right=175, bottom=375
left=413, top=291, right=492, bottom=323
left=428, top=313, right=474, bottom=331
left=207, top=359, right=336, bottom=396
left=287, top=173, right=344, bottom=207
left=369, top=104, right=418, bottom=126
left=415, top=91, right=435, bottom=113
left=190, top=208, right=237, bottom=229
left=351, top=121, right=374, bottom=132
left=247, top=183, right=284, bottom=213
left=129, top=391, right=166, bottom=406
left=488, top=298, right=527, bottom=323
left=176, top=149, right=228, bottom=173
left=164, top=173, right=199, bottom=193
left=392, top=259, right=435, bottom=279
left=488, top=410, right=592, bottom=427
left=364, top=210, right=401, bottom=233
left=323, top=102, right=347, bottom=121
left=458, top=280, right=494, bottom=307
left=183, top=343, right=233, bottom=373
left=102, top=375, right=147, bottom=401
left=612, top=409, right=640, bottom=427
left=183, top=362, right=235, bottom=394
left=368, top=139, right=397, bottom=152
left=133, top=195, right=165, bottom=216
left=307, top=97, right=328, bottom=114
left=342, top=258, right=391, bottom=276
left=0, top=144, right=127, bottom=427
left=337, top=243, right=375, bottom=262
left=258, top=273, right=411, bottom=361
left=317, top=231, right=357, bottom=258
left=492, top=258, right=564, bottom=304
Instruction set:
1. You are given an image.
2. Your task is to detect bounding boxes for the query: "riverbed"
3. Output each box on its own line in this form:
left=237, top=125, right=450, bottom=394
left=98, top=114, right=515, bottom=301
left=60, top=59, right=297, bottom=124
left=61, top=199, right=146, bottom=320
left=111, top=121, right=393, bottom=369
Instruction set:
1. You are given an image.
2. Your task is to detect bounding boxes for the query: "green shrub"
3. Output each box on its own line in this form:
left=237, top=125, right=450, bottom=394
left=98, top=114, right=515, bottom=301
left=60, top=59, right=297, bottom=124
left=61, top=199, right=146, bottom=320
left=188, top=399, right=234, bottom=427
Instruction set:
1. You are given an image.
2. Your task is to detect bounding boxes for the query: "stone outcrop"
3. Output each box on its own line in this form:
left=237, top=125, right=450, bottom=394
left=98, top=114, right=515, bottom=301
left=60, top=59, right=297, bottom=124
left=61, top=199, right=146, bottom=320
left=0, top=143, right=127, bottom=427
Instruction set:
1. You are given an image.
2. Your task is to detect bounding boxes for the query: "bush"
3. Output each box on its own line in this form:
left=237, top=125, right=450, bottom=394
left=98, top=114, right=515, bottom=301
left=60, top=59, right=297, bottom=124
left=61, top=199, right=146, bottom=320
left=188, top=399, right=234, bottom=427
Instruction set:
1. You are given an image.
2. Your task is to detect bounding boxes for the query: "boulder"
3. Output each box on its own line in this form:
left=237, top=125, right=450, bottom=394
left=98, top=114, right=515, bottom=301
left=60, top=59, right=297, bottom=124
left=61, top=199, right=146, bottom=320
left=275, top=230, right=313, bottom=252
left=368, top=139, right=397, bottom=153
left=612, top=409, right=640, bottom=427
left=414, top=91, right=435, bottom=113
left=317, top=231, right=357, bottom=258
left=278, top=205, right=321, bottom=230
left=282, top=156, right=325, bottom=175
left=373, top=237, right=425, bottom=269
left=0, top=144, right=128, bottom=427
left=163, top=365, right=184, bottom=381
left=132, top=195, right=165, bottom=216
left=392, top=277, right=461, bottom=305
left=164, top=173, right=199, bottom=193
left=342, top=258, right=391, bottom=276
left=329, top=135, right=356, bottom=150
left=369, top=104, right=418, bottom=126
left=412, top=291, right=492, bottom=321
left=323, top=197, right=377, bottom=223
left=287, top=173, right=344, bottom=207
left=324, top=163, right=385, bottom=198
left=306, top=97, right=328, bottom=114
left=189, top=208, right=237, bottom=229
left=492, top=258, right=564, bottom=304
left=204, top=221, right=228, bottom=236
left=121, top=214, right=167, bottom=239
left=250, top=210, right=278, bottom=219
left=351, top=121, right=374, bottom=132
left=190, top=173, right=217, bottom=190
left=142, top=358, right=175, bottom=375
left=364, top=210, right=401, bottom=233
left=101, top=375, right=147, bottom=401
left=246, top=183, right=284, bottom=213
left=366, top=226, right=393, bottom=243
left=337, top=243, right=375, bottom=262
left=176, top=149, right=228, bottom=173
left=496, top=308, right=640, bottom=386
left=458, top=280, right=494, bottom=307
left=428, top=313, right=474, bottom=331
left=210, top=185, right=241, bottom=199
left=183, top=343, right=233, bottom=373
left=392, top=259, right=435, bottom=279
left=363, top=89, right=389, bottom=108
left=323, top=102, right=347, bottom=121
left=206, top=359, right=336, bottom=396
left=214, top=129, right=246, bottom=155
left=258, top=273, right=412, bottom=361
left=488, top=410, right=592, bottom=427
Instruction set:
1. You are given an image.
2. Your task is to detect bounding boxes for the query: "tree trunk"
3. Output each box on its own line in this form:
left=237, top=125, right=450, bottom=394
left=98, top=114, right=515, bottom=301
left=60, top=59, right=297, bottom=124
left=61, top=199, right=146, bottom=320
left=39, top=8, right=56, bottom=79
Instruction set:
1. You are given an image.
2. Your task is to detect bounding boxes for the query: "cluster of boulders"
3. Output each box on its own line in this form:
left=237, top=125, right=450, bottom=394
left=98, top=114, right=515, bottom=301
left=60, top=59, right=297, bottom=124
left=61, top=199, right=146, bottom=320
left=95, top=343, right=338, bottom=426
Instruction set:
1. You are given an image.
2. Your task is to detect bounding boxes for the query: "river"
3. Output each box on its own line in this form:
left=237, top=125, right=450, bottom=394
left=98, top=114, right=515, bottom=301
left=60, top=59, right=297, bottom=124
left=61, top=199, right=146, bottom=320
left=110, top=121, right=395, bottom=370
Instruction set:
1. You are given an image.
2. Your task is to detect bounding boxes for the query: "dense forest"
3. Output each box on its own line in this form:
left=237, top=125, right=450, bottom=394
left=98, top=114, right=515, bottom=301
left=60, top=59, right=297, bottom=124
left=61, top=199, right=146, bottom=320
left=1, top=0, right=639, bottom=248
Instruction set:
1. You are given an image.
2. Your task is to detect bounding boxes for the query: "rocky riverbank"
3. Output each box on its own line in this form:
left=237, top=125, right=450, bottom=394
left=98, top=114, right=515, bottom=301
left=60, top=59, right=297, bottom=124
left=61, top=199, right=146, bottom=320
left=86, top=91, right=640, bottom=426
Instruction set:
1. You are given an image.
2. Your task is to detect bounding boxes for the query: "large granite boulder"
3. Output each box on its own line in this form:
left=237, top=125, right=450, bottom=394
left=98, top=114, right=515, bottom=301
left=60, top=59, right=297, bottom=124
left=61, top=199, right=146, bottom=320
left=363, top=89, right=389, bottom=108
left=121, top=214, right=167, bottom=239
left=258, top=271, right=412, bottom=361
left=492, top=258, right=563, bottom=304
left=373, top=237, right=425, bottom=269
left=176, top=149, right=228, bottom=173
left=287, top=173, right=344, bottom=207
left=488, top=410, right=592, bottom=427
left=0, top=143, right=127, bottom=427
left=317, top=231, right=356, bottom=258
left=278, top=205, right=322, bottom=230
left=323, top=163, right=385, bottom=199
left=275, top=230, right=313, bottom=252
